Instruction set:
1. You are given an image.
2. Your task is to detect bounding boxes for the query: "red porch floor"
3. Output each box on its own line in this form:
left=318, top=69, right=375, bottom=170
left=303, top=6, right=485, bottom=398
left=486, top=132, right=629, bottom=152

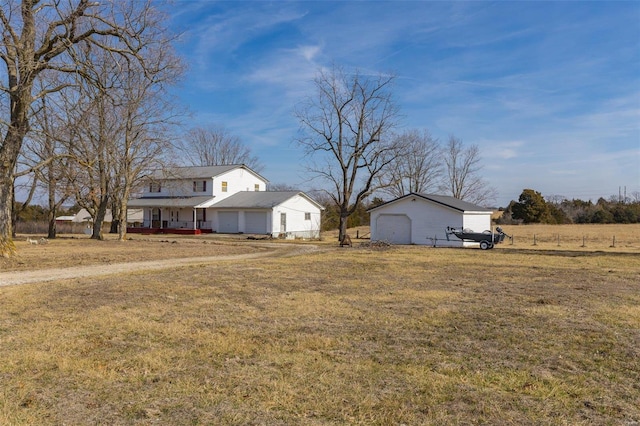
left=126, top=227, right=214, bottom=235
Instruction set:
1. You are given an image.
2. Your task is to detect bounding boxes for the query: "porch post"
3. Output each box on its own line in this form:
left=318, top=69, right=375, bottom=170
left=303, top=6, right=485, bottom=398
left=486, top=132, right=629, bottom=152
left=193, top=208, right=197, bottom=230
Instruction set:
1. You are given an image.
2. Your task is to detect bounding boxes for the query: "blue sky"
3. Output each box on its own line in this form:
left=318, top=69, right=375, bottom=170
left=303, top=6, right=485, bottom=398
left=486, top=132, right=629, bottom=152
left=165, top=1, right=640, bottom=207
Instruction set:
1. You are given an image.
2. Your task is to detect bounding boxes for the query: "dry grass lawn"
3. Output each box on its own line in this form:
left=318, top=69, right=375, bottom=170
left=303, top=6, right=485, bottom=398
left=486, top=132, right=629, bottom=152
left=0, top=226, right=639, bottom=425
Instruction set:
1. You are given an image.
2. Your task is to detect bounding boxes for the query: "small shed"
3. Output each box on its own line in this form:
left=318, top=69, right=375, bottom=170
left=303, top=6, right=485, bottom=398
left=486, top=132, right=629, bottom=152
left=368, top=193, right=493, bottom=247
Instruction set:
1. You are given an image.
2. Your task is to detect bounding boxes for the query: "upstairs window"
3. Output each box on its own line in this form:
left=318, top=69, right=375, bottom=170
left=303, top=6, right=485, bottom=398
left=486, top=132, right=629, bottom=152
left=305, top=212, right=311, bottom=221
left=221, top=181, right=228, bottom=192
left=149, top=182, right=161, bottom=193
left=193, top=180, right=207, bottom=192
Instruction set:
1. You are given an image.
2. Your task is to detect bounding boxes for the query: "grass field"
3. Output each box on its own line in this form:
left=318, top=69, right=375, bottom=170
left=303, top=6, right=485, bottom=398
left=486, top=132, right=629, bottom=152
left=1, top=225, right=639, bottom=425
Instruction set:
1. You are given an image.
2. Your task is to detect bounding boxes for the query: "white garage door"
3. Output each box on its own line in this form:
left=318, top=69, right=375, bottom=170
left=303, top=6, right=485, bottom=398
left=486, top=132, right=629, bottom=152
left=218, top=211, right=239, bottom=233
left=376, top=214, right=411, bottom=244
left=245, top=211, right=268, bottom=234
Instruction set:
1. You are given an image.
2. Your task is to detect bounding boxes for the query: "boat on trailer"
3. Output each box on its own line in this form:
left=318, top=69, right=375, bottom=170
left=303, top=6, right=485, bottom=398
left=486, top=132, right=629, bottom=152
left=445, top=226, right=511, bottom=250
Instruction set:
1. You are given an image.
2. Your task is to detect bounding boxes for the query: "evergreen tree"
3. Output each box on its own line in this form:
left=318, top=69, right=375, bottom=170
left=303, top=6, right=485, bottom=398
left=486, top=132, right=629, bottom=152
left=511, top=189, right=551, bottom=223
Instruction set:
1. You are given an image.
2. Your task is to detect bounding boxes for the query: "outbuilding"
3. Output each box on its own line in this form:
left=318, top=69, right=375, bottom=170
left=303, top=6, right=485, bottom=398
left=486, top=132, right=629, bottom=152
left=368, top=193, right=494, bottom=247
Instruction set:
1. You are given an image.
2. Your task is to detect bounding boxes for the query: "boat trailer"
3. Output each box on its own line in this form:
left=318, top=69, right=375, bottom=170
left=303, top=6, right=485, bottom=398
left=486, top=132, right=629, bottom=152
left=445, top=226, right=511, bottom=250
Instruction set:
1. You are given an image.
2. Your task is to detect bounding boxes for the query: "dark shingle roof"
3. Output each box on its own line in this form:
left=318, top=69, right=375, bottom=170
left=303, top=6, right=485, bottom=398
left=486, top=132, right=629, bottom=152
left=212, top=191, right=323, bottom=209
left=368, top=193, right=492, bottom=213
left=149, top=164, right=268, bottom=182
left=416, top=193, right=492, bottom=212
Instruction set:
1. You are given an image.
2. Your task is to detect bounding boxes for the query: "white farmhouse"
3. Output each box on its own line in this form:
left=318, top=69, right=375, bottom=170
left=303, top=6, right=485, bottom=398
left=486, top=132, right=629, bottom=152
left=368, top=193, right=494, bottom=247
left=127, top=164, right=323, bottom=238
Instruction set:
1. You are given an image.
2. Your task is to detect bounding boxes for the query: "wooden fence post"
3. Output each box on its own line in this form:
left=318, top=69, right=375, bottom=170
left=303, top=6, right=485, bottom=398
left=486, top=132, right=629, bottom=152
left=533, top=234, right=537, bottom=246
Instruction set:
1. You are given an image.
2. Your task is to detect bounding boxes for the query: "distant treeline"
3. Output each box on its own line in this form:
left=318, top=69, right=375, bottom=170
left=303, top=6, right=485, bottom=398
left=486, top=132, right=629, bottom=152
left=14, top=202, right=78, bottom=223
left=498, top=189, right=640, bottom=224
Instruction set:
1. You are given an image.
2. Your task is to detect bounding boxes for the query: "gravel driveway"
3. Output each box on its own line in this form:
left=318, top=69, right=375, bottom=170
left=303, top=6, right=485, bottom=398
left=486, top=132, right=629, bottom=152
left=0, top=243, right=322, bottom=287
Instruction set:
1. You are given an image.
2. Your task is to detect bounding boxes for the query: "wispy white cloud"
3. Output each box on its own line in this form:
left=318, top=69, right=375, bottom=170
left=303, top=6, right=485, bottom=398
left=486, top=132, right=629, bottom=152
left=164, top=0, right=640, bottom=203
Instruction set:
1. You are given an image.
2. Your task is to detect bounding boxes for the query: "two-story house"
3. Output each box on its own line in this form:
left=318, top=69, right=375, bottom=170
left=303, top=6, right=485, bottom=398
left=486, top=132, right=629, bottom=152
left=127, top=164, right=323, bottom=238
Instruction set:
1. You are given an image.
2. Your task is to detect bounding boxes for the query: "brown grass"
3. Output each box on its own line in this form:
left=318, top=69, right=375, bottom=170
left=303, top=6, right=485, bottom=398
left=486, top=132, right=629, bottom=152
left=498, top=223, right=640, bottom=251
left=0, top=227, right=639, bottom=425
left=1, top=234, right=258, bottom=272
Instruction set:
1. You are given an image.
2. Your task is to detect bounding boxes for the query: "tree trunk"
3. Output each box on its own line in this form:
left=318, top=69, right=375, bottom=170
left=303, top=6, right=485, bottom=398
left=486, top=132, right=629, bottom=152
left=47, top=210, right=58, bottom=239
left=1, top=130, right=25, bottom=256
left=117, top=201, right=128, bottom=241
left=338, top=213, right=349, bottom=243
left=47, top=173, right=58, bottom=239
left=92, top=198, right=109, bottom=240
left=0, top=172, right=16, bottom=257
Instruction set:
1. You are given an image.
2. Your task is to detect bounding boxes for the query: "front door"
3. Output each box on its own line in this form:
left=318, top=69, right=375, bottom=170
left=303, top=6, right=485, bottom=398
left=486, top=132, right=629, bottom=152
left=151, top=208, right=161, bottom=228
left=280, top=213, right=286, bottom=233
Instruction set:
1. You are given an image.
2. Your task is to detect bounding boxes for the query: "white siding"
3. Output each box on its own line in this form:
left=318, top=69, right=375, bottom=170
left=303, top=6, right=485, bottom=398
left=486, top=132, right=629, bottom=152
left=370, top=196, right=492, bottom=246
left=462, top=213, right=491, bottom=233
left=271, top=194, right=322, bottom=239
left=212, top=169, right=266, bottom=202
left=140, top=167, right=267, bottom=199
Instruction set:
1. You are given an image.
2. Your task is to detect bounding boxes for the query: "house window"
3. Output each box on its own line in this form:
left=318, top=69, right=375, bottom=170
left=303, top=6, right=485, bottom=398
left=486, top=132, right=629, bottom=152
left=149, top=182, right=161, bottom=193
left=193, top=180, right=207, bottom=192
left=305, top=212, right=311, bottom=221
left=254, top=184, right=260, bottom=191
left=221, top=181, right=228, bottom=192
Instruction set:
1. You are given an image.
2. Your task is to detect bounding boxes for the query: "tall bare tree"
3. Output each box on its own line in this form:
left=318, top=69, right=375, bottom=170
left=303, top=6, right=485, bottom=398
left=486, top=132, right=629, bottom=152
left=0, top=0, right=173, bottom=255
left=175, top=126, right=263, bottom=172
left=19, top=93, right=72, bottom=238
left=110, top=50, right=182, bottom=240
left=295, top=66, right=400, bottom=241
left=380, top=129, right=442, bottom=198
left=439, top=135, right=496, bottom=206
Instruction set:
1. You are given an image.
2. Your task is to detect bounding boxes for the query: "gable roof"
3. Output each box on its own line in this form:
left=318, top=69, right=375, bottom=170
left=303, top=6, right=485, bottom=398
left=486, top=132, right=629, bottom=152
left=212, top=191, right=324, bottom=210
left=368, top=192, right=492, bottom=213
left=148, top=164, right=268, bottom=183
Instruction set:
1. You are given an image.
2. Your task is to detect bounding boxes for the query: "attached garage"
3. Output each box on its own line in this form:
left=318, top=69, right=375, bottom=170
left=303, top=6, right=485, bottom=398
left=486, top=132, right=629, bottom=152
left=209, top=191, right=324, bottom=238
left=217, top=211, right=239, bottom=233
left=368, top=193, right=493, bottom=247
left=375, top=214, right=411, bottom=244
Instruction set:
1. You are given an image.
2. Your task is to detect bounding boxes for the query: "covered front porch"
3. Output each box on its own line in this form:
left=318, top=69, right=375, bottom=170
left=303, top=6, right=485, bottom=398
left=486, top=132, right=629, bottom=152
left=126, top=196, right=217, bottom=235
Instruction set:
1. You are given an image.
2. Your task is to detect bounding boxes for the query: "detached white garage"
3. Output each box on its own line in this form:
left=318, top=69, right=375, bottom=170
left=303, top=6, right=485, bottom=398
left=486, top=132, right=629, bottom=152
left=368, top=193, right=493, bottom=247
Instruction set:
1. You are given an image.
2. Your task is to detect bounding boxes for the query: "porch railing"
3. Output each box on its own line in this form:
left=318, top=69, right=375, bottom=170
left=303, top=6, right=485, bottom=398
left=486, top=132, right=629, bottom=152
left=138, top=220, right=213, bottom=230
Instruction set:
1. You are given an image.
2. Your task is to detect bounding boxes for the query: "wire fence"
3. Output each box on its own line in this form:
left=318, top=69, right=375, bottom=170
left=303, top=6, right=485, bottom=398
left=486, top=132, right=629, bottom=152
left=503, top=232, right=638, bottom=250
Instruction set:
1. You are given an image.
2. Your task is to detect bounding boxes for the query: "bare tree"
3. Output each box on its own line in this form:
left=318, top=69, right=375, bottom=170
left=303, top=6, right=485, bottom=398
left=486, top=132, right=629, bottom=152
left=175, top=126, right=263, bottom=172
left=0, top=0, right=174, bottom=255
left=380, top=129, right=442, bottom=198
left=19, top=93, right=73, bottom=239
left=110, top=51, right=183, bottom=240
left=58, top=38, right=181, bottom=241
left=295, top=66, right=400, bottom=241
left=268, top=183, right=299, bottom=191
left=439, top=135, right=496, bottom=206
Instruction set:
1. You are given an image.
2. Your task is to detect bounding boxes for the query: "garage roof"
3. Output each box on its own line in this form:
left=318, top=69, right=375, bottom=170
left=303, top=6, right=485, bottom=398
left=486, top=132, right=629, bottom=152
left=212, top=191, right=324, bottom=210
left=368, top=193, right=492, bottom=213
